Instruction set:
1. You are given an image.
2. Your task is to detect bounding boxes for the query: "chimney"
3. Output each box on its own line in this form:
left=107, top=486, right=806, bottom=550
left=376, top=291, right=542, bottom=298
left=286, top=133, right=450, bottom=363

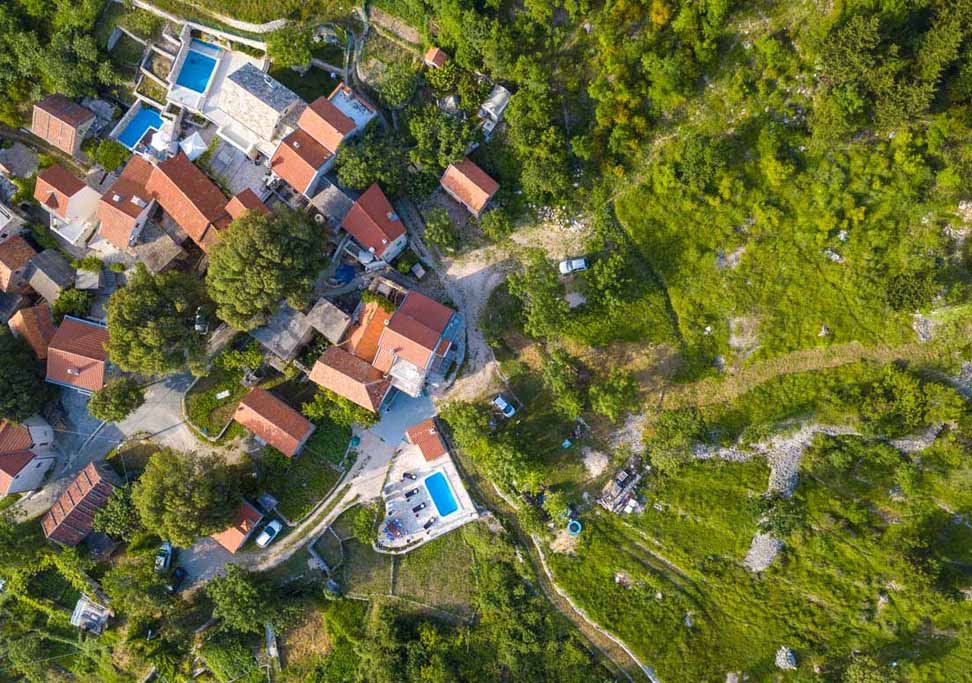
left=66, top=368, right=80, bottom=376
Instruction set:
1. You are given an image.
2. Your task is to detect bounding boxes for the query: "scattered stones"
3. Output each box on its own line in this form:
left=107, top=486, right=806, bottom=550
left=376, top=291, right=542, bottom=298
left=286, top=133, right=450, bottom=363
left=775, top=646, right=797, bottom=670
left=655, top=591, right=664, bottom=600
left=565, top=291, right=588, bottom=309
left=912, top=312, right=937, bottom=342
left=743, top=533, right=783, bottom=572
left=823, top=248, right=843, bottom=262
left=614, top=571, right=632, bottom=588
left=818, top=324, right=830, bottom=337
left=684, top=612, right=694, bottom=628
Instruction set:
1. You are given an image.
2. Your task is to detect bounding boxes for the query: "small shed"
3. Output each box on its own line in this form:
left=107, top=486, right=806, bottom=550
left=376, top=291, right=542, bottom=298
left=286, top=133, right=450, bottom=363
left=306, top=298, right=351, bottom=344
left=250, top=303, right=314, bottom=363
left=70, top=594, right=111, bottom=634
left=27, top=250, right=75, bottom=303
left=309, top=180, right=354, bottom=228
left=75, top=268, right=103, bottom=291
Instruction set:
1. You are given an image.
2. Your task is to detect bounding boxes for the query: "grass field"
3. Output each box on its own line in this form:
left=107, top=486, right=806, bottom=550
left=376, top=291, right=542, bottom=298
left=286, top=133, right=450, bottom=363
left=393, top=522, right=481, bottom=617
left=270, top=65, right=340, bottom=103
left=262, top=426, right=346, bottom=522
left=105, top=440, right=159, bottom=482
left=340, top=539, right=392, bottom=597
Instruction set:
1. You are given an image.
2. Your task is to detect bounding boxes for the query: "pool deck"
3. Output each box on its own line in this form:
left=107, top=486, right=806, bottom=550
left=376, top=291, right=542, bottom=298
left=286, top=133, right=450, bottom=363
left=377, top=439, right=478, bottom=553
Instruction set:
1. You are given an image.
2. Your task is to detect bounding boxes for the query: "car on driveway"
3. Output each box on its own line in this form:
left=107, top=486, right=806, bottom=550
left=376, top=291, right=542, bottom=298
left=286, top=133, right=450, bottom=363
left=423, top=517, right=438, bottom=531
left=559, top=257, right=589, bottom=274
left=412, top=502, right=427, bottom=514
left=402, top=472, right=417, bottom=481
left=256, top=520, right=283, bottom=548
left=155, top=542, right=172, bottom=573
left=404, top=487, right=420, bottom=499
left=492, top=395, right=516, bottom=418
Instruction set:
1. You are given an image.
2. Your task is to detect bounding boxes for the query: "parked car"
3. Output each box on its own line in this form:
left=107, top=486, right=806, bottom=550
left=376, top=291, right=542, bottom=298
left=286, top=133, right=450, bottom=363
left=154, top=542, right=172, bottom=573
left=492, top=395, right=516, bottom=418
left=256, top=520, right=283, bottom=548
left=412, top=502, right=427, bottom=514
left=167, top=567, right=188, bottom=593
left=559, top=257, right=589, bottom=274
left=402, top=472, right=417, bottom=481
left=404, top=487, right=420, bottom=499
left=423, top=517, right=438, bottom=531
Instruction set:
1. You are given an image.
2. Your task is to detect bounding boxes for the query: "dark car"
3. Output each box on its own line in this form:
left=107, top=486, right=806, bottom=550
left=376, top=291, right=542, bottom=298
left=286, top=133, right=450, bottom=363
left=167, top=567, right=188, bottom=593
left=402, top=472, right=417, bottom=481
left=412, top=502, right=427, bottom=514
left=423, top=517, right=438, bottom=531
left=404, top=487, right=420, bottom=499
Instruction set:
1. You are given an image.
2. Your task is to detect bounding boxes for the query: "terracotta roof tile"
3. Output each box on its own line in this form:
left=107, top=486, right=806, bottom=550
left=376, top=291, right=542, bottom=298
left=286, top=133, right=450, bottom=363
left=46, top=317, right=109, bottom=392
left=97, top=156, right=154, bottom=249
left=299, top=97, right=356, bottom=153
left=373, top=291, right=455, bottom=372
left=42, top=462, right=115, bottom=546
left=424, top=47, right=450, bottom=68
left=346, top=301, right=393, bottom=363
left=225, top=189, right=269, bottom=221
left=34, top=165, right=85, bottom=220
left=405, top=418, right=448, bottom=462
left=34, top=95, right=95, bottom=127
left=32, top=95, right=94, bottom=155
left=309, top=346, right=390, bottom=412
left=270, top=131, right=332, bottom=195
left=440, top=158, right=499, bottom=215
left=0, top=236, right=37, bottom=291
left=340, top=184, right=405, bottom=256
left=0, top=450, right=36, bottom=496
left=210, top=501, right=263, bottom=553
left=8, top=304, right=56, bottom=359
left=234, top=388, right=314, bottom=457
left=0, top=420, right=32, bottom=454
left=145, top=152, right=229, bottom=250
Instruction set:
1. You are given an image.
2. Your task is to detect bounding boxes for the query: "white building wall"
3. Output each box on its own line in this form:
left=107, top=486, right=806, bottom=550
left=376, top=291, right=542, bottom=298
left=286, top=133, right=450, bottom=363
left=5, top=454, right=56, bottom=495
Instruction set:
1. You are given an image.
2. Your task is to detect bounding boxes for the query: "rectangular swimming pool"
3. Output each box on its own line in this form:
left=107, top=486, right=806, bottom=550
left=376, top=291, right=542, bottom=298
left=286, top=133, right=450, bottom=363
left=118, top=106, right=163, bottom=149
left=424, top=471, right=458, bottom=517
left=175, top=40, right=219, bottom=94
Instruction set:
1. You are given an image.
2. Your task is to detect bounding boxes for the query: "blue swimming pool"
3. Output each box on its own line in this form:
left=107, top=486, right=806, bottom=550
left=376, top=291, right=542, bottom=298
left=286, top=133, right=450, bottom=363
left=424, top=472, right=458, bottom=517
left=118, top=106, right=163, bottom=149
left=175, top=41, right=219, bottom=93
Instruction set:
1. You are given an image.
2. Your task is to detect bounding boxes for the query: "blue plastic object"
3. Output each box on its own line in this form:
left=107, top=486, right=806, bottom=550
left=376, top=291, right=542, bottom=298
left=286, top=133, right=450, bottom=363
left=567, top=520, right=582, bottom=536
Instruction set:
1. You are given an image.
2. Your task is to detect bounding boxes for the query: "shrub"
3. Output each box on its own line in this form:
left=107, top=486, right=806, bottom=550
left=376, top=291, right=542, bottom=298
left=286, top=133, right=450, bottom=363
left=267, top=24, right=312, bottom=68
left=91, top=139, right=129, bottom=171
left=302, top=389, right=378, bottom=428
left=590, top=368, right=639, bottom=423
left=88, top=378, right=146, bottom=422
left=52, top=289, right=93, bottom=323
left=423, top=207, right=458, bottom=252
left=479, top=208, right=513, bottom=240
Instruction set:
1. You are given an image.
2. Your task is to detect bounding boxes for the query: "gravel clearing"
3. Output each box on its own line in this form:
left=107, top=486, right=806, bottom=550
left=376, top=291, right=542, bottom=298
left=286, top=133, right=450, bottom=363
left=743, top=534, right=784, bottom=572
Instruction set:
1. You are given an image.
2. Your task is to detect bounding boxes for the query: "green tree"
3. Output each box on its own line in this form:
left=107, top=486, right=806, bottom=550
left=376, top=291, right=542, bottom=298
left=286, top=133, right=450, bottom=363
left=842, top=655, right=888, bottom=683
left=52, top=288, right=93, bottom=323
left=508, top=248, right=568, bottom=338
left=102, top=553, right=172, bottom=617
left=206, top=565, right=270, bottom=634
left=406, top=105, right=470, bottom=170
left=377, top=61, right=419, bottom=109
left=645, top=408, right=705, bottom=474
left=207, top=210, right=324, bottom=331
left=302, top=389, right=378, bottom=428
left=425, top=60, right=460, bottom=93
left=589, top=368, right=638, bottom=423
left=91, top=139, right=128, bottom=171
left=336, top=129, right=407, bottom=195
left=88, top=377, right=145, bottom=422
left=540, top=347, right=584, bottom=419
left=267, top=24, right=312, bottom=68
left=542, top=489, right=570, bottom=520
left=106, top=264, right=207, bottom=375
left=479, top=208, right=513, bottom=241
left=92, top=486, right=143, bottom=540
left=132, top=449, right=239, bottom=547
left=0, top=328, right=45, bottom=422
left=217, top=340, right=265, bottom=374
left=423, top=207, right=458, bottom=252
left=349, top=504, right=378, bottom=545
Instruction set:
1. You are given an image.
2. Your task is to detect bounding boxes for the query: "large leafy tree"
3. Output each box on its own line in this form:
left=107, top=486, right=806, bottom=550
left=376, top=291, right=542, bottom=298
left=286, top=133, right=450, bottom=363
left=107, top=264, right=207, bottom=375
left=206, top=565, right=270, bottom=634
left=302, top=388, right=377, bottom=428
left=266, top=24, right=312, bottom=68
left=406, top=105, right=471, bottom=170
left=92, top=486, right=143, bottom=541
left=88, top=377, right=145, bottom=422
left=206, top=210, right=325, bottom=331
left=102, top=553, right=172, bottom=617
left=0, top=328, right=45, bottom=422
left=336, top=128, right=408, bottom=195
left=131, top=449, right=239, bottom=547
left=507, top=248, right=568, bottom=339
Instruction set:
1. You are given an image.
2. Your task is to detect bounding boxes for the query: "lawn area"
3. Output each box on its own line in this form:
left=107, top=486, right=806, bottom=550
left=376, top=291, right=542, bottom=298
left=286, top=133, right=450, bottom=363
left=340, top=539, right=391, bottom=597
left=185, top=359, right=271, bottom=438
left=136, top=76, right=167, bottom=105
left=110, top=33, right=145, bottom=70
left=313, top=529, right=344, bottom=569
left=393, top=522, right=486, bottom=617
left=269, top=65, right=340, bottom=103
left=105, top=440, right=160, bottom=482
left=260, top=421, right=347, bottom=522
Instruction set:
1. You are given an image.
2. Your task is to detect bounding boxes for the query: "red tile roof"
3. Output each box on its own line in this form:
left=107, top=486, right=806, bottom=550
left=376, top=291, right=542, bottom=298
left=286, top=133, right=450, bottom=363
left=42, top=462, right=115, bottom=546
left=46, top=317, right=109, bottom=392
left=0, top=235, right=37, bottom=291
left=234, top=388, right=314, bottom=458
left=97, top=156, right=155, bottom=249
left=424, top=47, right=450, bottom=68
left=347, top=301, right=393, bottom=364
left=309, top=346, right=390, bottom=412
left=0, top=420, right=32, bottom=454
left=9, top=304, right=56, bottom=360
left=211, top=501, right=263, bottom=554
left=225, top=189, right=269, bottom=221
left=31, top=95, right=94, bottom=155
left=405, top=418, right=448, bottom=462
left=270, top=130, right=332, bottom=194
left=373, top=291, right=455, bottom=373
left=440, top=158, right=499, bottom=215
left=34, top=165, right=86, bottom=220
left=145, top=153, right=229, bottom=251
left=0, top=450, right=36, bottom=496
left=341, top=184, right=406, bottom=257
left=299, top=97, right=356, bottom=153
